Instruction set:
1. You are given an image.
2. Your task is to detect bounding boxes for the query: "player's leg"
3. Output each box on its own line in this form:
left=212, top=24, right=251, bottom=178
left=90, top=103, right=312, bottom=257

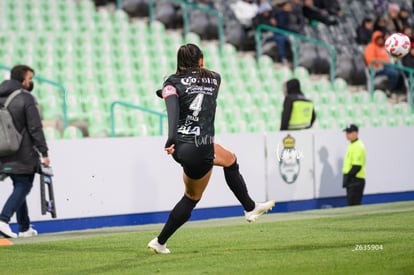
left=148, top=169, right=212, bottom=254
left=214, top=143, right=255, bottom=211
left=214, top=143, right=275, bottom=222
left=148, top=142, right=214, bottom=253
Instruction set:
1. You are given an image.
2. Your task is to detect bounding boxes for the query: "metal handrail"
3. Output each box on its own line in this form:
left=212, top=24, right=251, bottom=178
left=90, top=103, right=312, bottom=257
left=110, top=100, right=167, bottom=137
left=255, top=24, right=336, bottom=86
left=116, top=0, right=122, bottom=9
left=0, top=64, right=68, bottom=128
left=369, top=59, right=414, bottom=111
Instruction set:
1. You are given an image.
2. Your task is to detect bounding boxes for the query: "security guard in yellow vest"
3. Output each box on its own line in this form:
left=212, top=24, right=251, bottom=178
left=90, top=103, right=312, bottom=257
left=280, top=78, right=316, bottom=130
left=342, top=124, right=366, bottom=206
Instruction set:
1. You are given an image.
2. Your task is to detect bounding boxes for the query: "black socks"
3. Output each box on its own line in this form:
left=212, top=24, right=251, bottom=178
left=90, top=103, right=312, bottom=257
left=223, top=160, right=255, bottom=212
left=158, top=195, right=199, bottom=245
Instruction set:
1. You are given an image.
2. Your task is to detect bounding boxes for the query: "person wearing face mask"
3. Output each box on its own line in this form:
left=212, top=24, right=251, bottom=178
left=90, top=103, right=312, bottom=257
left=0, top=65, right=50, bottom=238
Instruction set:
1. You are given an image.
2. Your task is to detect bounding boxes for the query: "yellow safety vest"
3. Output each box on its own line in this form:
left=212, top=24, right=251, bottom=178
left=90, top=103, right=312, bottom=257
left=342, top=139, right=366, bottom=179
left=288, top=100, right=314, bottom=130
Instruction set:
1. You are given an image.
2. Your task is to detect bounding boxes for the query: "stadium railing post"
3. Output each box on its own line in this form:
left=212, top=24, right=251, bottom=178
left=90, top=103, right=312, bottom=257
left=110, top=100, right=167, bottom=137
left=369, top=59, right=414, bottom=112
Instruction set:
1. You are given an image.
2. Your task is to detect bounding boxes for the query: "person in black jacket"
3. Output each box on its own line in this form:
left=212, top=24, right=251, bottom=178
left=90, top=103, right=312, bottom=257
left=356, top=17, right=374, bottom=45
left=0, top=65, right=50, bottom=238
left=302, top=0, right=338, bottom=26
left=280, top=78, right=316, bottom=130
left=254, top=1, right=291, bottom=63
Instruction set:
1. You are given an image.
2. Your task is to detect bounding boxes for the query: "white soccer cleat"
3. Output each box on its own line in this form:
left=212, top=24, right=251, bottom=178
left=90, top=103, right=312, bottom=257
left=0, top=220, right=17, bottom=238
left=245, top=200, right=276, bottom=223
left=148, top=237, right=171, bottom=254
left=18, top=226, right=38, bottom=238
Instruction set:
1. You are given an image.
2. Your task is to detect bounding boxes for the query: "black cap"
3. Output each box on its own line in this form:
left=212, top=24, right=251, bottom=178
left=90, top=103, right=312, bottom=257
left=343, top=124, right=358, bottom=132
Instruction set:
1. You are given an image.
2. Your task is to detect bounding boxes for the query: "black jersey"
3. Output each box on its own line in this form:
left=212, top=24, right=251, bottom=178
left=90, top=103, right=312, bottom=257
left=162, top=70, right=221, bottom=143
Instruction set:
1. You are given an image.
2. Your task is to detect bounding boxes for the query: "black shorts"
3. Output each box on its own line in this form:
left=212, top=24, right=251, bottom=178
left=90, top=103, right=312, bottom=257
left=172, top=141, right=214, bottom=179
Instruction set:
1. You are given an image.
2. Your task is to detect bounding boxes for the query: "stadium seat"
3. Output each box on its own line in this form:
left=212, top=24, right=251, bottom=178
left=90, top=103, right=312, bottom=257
left=403, top=116, right=414, bottom=126
left=334, top=78, right=348, bottom=92
left=43, top=127, right=62, bottom=140
left=63, top=126, right=84, bottom=139
left=2, top=0, right=414, bottom=138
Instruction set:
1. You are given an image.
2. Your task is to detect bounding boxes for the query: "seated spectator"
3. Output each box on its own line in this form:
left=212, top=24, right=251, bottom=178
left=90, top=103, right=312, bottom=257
left=364, top=31, right=404, bottom=96
left=384, top=3, right=404, bottom=33
left=289, top=0, right=305, bottom=33
left=280, top=78, right=316, bottom=131
left=230, top=0, right=259, bottom=28
left=373, top=15, right=391, bottom=35
left=302, top=0, right=338, bottom=26
left=356, top=17, right=374, bottom=45
left=313, top=0, right=344, bottom=18
left=402, top=25, right=414, bottom=42
left=398, top=7, right=413, bottom=29
left=402, top=42, right=414, bottom=77
left=275, top=0, right=304, bottom=34
left=254, top=1, right=291, bottom=64
left=227, top=0, right=259, bottom=51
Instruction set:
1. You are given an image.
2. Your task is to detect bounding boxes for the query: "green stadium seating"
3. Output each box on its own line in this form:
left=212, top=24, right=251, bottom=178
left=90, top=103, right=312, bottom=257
left=63, top=126, right=84, bottom=139
left=1, top=0, right=413, bottom=137
left=43, top=127, right=62, bottom=140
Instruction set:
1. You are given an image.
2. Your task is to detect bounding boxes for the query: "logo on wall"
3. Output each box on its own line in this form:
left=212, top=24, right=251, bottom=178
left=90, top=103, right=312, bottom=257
left=278, top=134, right=301, bottom=184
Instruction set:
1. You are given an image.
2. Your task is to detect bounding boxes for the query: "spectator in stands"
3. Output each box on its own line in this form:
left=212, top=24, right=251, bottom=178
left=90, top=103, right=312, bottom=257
left=384, top=3, right=404, bottom=34
left=398, top=7, right=413, bottom=29
left=364, top=31, right=404, bottom=96
left=288, top=0, right=305, bottom=23
left=402, top=25, right=414, bottom=42
left=402, top=42, right=414, bottom=77
left=356, top=17, right=374, bottom=45
left=228, top=0, right=259, bottom=51
left=373, top=15, right=391, bottom=35
left=254, top=1, right=291, bottom=64
left=274, top=0, right=304, bottom=34
left=230, top=0, right=259, bottom=28
left=280, top=78, right=316, bottom=130
left=302, top=0, right=338, bottom=26
left=313, top=0, right=344, bottom=18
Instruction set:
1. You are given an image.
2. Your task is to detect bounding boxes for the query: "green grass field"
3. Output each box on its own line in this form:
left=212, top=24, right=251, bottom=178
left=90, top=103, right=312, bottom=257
left=1, top=201, right=413, bottom=275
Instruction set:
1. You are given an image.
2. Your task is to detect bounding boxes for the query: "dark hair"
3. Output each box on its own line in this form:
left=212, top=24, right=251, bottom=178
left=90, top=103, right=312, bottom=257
left=10, top=65, right=35, bottom=82
left=362, top=17, right=373, bottom=25
left=176, top=44, right=204, bottom=73
left=175, top=43, right=215, bottom=79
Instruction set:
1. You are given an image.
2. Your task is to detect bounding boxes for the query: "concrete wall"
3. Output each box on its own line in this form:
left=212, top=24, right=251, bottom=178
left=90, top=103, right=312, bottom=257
left=1, top=127, right=413, bottom=225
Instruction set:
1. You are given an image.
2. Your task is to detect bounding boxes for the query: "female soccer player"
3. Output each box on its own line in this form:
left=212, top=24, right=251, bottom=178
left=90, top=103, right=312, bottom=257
left=148, top=44, right=274, bottom=254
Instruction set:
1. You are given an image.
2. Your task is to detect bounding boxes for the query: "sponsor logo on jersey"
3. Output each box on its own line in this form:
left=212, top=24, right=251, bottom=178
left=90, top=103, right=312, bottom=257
left=162, top=85, right=177, bottom=98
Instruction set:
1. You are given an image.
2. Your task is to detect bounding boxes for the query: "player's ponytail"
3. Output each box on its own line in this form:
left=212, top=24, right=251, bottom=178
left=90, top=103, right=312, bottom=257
left=176, top=43, right=203, bottom=74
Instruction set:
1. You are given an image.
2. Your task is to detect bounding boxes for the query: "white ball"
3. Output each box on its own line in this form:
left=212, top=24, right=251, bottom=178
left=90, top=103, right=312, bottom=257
left=385, top=33, right=411, bottom=58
